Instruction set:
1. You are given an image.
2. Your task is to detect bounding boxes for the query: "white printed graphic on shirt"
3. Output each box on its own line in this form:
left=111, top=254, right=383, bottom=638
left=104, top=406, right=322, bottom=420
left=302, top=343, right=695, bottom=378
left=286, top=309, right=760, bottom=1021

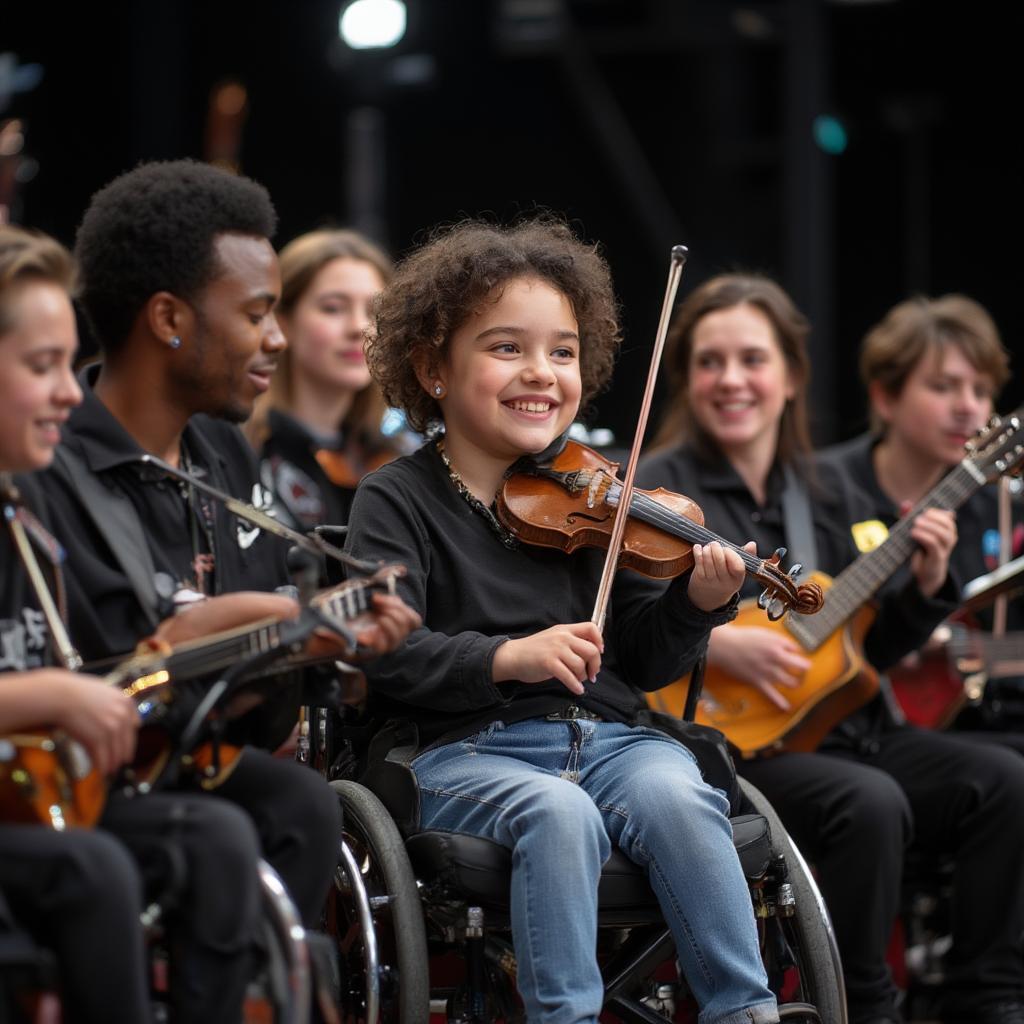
left=0, top=609, right=48, bottom=671
left=236, top=482, right=274, bottom=550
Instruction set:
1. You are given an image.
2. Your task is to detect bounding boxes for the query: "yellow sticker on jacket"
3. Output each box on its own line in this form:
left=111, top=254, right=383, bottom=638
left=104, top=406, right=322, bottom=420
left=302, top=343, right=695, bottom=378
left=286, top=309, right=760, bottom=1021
left=851, top=519, right=889, bottom=553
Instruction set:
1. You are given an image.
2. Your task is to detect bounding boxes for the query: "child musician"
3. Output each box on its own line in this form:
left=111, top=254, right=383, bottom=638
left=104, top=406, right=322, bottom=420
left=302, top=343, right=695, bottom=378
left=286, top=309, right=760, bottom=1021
left=344, top=219, right=781, bottom=1024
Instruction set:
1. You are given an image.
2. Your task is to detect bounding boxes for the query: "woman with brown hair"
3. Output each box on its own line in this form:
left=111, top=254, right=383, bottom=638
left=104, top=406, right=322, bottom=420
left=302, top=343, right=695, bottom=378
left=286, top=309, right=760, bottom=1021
left=637, top=272, right=1024, bottom=1024
left=248, top=229, right=406, bottom=531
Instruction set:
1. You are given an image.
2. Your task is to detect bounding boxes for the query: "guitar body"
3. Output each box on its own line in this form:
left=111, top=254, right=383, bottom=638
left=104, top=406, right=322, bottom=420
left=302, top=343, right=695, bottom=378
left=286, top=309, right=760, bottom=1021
left=648, top=573, right=880, bottom=757
left=888, top=651, right=972, bottom=730
left=186, top=740, right=245, bottom=790
left=0, top=733, right=106, bottom=829
left=0, top=719, right=248, bottom=831
left=887, top=621, right=1017, bottom=730
left=0, top=568, right=400, bottom=829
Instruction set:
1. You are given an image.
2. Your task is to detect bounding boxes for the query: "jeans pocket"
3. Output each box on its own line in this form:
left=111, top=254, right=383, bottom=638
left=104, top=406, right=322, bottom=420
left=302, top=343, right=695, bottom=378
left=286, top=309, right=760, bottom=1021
left=461, top=719, right=507, bottom=749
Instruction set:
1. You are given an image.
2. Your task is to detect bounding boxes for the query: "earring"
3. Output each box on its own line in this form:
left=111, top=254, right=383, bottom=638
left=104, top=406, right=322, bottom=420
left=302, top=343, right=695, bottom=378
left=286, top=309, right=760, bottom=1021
left=169, top=335, right=182, bottom=350
left=433, top=382, right=445, bottom=398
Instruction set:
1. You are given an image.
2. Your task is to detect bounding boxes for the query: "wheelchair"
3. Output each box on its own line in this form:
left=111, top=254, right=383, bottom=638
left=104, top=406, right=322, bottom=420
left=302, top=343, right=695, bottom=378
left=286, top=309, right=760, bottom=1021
left=307, top=701, right=848, bottom=1024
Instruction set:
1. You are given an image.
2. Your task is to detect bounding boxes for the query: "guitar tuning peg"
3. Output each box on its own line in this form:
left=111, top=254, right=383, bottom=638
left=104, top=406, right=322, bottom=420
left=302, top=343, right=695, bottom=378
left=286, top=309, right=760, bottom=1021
left=996, top=458, right=1008, bottom=473
left=789, top=562, right=803, bottom=578
left=766, top=597, right=786, bottom=621
left=757, top=589, right=772, bottom=610
left=767, top=546, right=787, bottom=566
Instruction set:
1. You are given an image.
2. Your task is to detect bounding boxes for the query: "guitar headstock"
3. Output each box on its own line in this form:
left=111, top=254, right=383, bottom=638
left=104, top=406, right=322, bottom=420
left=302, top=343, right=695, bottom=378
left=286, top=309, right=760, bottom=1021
left=753, top=547, right=824, bottom=621
left=964, top=407, right=1024, bottom=483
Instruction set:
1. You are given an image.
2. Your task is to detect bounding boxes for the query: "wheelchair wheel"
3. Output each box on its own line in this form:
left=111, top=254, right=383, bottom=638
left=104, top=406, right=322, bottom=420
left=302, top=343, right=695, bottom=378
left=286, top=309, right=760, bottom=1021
left=740, top=779, right=848, bottom=1024
left=325, top=780, right=429, bottom=1024
left=245, top=859, right=312, bottom=1024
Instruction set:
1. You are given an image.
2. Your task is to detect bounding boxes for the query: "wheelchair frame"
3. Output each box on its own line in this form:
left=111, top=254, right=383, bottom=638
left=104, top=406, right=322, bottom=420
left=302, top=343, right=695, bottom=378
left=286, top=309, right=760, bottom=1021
left=312, top=702, right=849, bottom=1024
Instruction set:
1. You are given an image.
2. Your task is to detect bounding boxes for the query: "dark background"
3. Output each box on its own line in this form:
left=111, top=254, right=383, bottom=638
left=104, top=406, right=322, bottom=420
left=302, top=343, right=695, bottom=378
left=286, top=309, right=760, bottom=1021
left=3, top=0, right=1020, bottom=446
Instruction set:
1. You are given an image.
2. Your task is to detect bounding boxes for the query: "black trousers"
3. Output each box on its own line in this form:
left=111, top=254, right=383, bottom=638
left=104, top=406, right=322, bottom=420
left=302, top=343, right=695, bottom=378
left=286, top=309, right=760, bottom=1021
left=740, top=726, right=1024, bottom=1022
left=953, top=729, right=1024, bottom=758
left=0, top=789, right=262, bottom=1024
left=208, top=747, right=341, bottom=927
left=0, top=823, right=151, bottom=1024
left=100, top=789, right=263, bottom=1024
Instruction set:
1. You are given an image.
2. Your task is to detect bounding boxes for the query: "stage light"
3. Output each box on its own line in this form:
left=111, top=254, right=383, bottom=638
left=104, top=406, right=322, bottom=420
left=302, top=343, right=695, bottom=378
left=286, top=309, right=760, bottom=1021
left=813, top=114, right=848, bottom=155
left=339, top=0, right=407, bottom=50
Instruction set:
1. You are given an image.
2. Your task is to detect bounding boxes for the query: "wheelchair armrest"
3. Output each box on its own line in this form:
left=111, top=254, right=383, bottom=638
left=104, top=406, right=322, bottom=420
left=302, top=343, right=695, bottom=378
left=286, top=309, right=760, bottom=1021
left=359, top=722, right=421, bottom=834
left=730, top=812, right=773, bottom=880
left=361, top=756, right=420, bottom=835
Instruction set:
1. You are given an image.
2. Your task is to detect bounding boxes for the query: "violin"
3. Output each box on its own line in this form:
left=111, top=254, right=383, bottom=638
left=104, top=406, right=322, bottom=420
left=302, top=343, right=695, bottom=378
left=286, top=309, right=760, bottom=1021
left=497, top=439, right=824, bottom=619
left=315, top=445, right=396, bottom=490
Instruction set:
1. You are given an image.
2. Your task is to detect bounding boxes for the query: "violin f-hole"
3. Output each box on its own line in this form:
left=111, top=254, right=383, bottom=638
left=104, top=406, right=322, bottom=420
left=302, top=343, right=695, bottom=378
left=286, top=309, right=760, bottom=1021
left=566, top=511, right=612, bottom=526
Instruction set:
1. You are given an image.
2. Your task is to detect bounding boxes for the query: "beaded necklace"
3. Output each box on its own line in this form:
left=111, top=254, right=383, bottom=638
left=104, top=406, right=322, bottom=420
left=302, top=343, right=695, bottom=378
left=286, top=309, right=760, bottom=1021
left=435, top=439, right=519, bottom=550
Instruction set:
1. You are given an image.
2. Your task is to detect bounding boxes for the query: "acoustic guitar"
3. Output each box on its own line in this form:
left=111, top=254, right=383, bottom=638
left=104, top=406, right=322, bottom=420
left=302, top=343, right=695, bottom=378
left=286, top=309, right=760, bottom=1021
left=648, top=409, right=1024, bottom=757
left=0, top=566, right=403, bottom=829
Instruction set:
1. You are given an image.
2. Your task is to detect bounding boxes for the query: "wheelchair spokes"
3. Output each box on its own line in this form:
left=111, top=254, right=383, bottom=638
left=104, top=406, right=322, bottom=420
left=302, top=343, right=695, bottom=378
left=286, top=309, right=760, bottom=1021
left=325, top=780, right=429, bottom=1024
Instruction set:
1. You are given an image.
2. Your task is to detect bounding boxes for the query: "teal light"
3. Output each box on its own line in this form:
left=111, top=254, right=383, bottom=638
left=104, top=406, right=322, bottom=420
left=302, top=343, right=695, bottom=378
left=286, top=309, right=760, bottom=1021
left=813, top=114, right=848, bottom=155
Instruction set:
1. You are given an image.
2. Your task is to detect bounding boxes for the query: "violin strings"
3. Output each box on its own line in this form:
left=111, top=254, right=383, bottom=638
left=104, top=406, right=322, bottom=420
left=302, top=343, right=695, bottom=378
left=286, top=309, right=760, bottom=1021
left=625, top=490, right=763, bottom=571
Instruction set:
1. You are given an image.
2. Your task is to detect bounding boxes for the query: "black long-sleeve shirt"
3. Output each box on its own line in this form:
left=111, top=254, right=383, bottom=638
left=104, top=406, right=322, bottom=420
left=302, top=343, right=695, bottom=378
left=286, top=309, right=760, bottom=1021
left=635, top=443, right=958, bottom=738
left=258, top=409, right=358, bottom=533
left=344, top=442, right=737, bottom=752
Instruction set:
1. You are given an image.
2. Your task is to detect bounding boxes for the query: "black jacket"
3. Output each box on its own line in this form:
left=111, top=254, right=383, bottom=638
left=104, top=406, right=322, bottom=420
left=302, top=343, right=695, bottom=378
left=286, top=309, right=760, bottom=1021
left=33, top=368, right=289, bottom=663
left=635, top=443, right=959, bottom=740
left=30, top=368, right=297, bottom=747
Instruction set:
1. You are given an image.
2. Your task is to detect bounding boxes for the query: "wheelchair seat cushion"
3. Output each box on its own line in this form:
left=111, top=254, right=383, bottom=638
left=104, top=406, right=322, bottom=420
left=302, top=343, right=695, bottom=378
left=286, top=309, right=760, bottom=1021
left=404, top=812, right=771, bottom=919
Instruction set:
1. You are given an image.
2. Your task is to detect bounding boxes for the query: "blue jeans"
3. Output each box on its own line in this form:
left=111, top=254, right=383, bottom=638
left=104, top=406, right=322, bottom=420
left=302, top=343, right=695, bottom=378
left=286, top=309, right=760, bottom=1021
left=412, top=718, right=778, bottom=1024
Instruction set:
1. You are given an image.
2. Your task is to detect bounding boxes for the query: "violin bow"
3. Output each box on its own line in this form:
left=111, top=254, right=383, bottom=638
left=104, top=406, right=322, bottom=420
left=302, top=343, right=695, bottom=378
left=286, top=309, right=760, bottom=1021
left=591, top=245, right=688, bottom=631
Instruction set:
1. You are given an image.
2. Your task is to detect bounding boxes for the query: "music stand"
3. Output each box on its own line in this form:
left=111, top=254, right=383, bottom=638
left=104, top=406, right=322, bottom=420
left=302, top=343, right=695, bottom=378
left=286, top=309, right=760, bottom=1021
left=962, top=554, right=1024, bottom=614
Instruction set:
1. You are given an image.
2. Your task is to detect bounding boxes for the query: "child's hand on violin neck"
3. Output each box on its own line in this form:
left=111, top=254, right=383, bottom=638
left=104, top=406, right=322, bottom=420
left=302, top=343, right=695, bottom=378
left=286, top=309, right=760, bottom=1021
left=686, top=541, right=751, bottom=612
left=493, top=623, right=605, bottom=695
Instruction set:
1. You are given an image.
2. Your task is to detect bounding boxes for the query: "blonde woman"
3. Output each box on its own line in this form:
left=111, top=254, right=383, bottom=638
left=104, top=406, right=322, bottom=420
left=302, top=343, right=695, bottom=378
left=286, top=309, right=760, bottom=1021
left=249, top=229, right=403, bottom=531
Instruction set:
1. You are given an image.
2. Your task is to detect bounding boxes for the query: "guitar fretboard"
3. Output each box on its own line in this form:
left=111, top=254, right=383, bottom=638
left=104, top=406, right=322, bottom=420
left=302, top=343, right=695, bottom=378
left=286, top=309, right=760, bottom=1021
left=788, top=460, right=983, bottom=651
left=165, top=621, right=284, bottom=680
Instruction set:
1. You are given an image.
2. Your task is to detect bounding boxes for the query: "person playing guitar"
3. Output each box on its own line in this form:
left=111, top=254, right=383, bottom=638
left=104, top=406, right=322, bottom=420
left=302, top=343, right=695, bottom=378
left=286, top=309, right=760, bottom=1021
left=31, top=161, right=421, bottom=936
left=0, top=223, right=269, bottom=1023
left=636, top=273, right=1024, bottom=1024
left=821, top=293, right=1024, bottom=744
